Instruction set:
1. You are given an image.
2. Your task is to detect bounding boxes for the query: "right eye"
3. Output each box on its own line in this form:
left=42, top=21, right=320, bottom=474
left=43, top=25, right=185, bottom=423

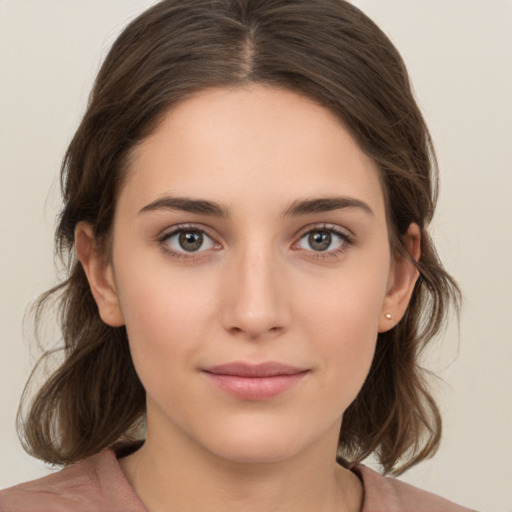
left=161, top=227, right=219, bottom=256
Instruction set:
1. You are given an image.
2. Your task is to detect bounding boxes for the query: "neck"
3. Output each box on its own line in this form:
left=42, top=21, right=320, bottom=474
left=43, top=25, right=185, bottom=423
left=119, top=419, right=362, bottom=512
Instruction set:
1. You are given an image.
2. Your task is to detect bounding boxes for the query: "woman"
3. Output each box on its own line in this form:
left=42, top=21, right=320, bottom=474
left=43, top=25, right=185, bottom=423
left=1, top=0, right=473, bottom=510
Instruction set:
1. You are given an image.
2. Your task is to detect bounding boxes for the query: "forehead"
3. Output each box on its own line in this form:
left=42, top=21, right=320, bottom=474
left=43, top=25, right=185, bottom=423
left=122, top=85, right=386, bottom=220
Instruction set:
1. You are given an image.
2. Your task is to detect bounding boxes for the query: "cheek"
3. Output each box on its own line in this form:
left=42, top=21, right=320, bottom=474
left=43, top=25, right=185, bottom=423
left=300, top=254, right=389, bottom=339
left=112, top=254, right=219, bottom=386
left=121, top=277, right=209, bottom=339
left=298, top=256, right=390, bottom=399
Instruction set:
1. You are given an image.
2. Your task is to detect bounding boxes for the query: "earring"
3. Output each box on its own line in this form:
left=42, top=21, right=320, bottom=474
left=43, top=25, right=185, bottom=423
left=385, top=313, right=392, bottom=319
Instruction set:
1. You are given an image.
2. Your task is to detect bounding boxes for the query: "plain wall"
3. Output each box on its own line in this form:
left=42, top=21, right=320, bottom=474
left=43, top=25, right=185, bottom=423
left=1, top=1, right=511, bottom=510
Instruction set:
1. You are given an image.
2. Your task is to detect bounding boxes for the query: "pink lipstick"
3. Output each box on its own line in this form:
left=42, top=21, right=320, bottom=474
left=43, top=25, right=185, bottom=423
left=202, top=362, right=309, bottom=400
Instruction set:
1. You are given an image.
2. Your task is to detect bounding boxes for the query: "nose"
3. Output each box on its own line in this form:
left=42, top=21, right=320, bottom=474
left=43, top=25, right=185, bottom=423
left=220, top=246, right=291, bottom=340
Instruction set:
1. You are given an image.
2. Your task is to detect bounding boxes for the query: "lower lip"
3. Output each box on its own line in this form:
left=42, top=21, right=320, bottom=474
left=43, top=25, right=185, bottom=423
left=203, top=372, right=308, bottom=400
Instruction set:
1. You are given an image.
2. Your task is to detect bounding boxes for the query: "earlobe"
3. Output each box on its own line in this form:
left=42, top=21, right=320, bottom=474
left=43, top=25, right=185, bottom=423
left=378, top=223, right=421, bottom=333
left=75, top=222, right=125, bottom=327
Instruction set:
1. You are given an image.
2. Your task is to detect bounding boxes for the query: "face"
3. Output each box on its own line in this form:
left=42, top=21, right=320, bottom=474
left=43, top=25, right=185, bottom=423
left=78, top=85, right=418, bottom=465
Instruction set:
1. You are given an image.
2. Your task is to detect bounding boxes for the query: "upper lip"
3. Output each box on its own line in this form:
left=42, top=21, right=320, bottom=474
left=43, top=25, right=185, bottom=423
left=203, top=362, right=308, bottom=377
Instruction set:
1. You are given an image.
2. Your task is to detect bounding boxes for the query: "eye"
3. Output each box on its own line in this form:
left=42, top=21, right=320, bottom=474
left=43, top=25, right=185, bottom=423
left=295, top=227, right=351, bottom=254
left=162, top=227, right=217, bottom=254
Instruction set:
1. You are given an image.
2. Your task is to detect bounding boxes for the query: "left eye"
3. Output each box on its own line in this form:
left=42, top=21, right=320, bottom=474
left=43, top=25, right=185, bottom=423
left=164, top=229, right=216, bottom=253
left=296, top=229, right=346, bottom=252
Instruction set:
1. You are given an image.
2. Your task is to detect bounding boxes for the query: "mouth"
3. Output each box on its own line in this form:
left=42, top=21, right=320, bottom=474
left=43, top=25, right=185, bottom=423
left=201, top=362, right=310, bottom=400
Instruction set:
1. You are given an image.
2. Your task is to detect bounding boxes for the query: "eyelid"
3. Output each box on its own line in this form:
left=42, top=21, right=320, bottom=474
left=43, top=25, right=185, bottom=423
left=295, top=222, right=353, bottom=239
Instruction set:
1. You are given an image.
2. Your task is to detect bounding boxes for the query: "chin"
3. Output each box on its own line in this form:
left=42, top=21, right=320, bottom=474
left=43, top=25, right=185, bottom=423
left=208, top=438, right=304, bottom=465
left=195, top=415, right=329, bottom=466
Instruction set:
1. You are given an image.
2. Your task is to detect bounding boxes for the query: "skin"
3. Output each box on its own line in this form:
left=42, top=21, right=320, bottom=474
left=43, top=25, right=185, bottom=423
left=76, top=85, right=420, bottom=512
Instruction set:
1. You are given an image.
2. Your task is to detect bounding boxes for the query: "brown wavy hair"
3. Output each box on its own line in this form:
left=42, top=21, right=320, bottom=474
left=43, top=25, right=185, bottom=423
left=18, top=0, right=460, bottom=475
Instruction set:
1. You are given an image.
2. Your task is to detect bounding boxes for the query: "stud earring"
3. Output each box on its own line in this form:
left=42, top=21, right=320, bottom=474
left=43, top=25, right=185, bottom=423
left=385, top=313, right=392, bottom=319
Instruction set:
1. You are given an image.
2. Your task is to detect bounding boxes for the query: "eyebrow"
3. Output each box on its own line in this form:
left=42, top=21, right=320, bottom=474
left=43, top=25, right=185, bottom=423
left=282, top=196, right=374, bottom=217
left=138, top=196, right=230, bottom=217
left=138, top=195, right=374, bottom=218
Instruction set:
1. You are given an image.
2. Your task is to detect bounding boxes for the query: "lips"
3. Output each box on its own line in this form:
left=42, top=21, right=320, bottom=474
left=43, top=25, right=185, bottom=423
left=202, top=362, right=309, bottom=400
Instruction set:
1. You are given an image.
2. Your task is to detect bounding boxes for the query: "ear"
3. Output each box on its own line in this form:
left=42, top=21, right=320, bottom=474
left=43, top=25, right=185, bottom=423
left=378, top=223, right=421, bottom=333
left=75, top=222, right=125, bottom=327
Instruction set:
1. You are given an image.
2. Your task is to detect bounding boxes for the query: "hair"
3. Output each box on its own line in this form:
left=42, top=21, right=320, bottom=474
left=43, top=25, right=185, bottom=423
left=18, top=0, right=460, bottom=475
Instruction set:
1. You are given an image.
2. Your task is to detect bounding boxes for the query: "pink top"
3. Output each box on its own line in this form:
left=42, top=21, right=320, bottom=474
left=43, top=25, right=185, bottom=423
left=0, top=449, right=474, bottom=511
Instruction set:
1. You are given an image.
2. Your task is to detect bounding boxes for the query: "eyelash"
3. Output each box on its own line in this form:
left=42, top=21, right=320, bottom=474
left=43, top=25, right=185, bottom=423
left=157, top=223, right=354, bottom=261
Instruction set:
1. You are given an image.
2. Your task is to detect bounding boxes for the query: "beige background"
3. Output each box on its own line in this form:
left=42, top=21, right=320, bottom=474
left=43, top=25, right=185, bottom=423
left=1, top=1, right=511, bottom=510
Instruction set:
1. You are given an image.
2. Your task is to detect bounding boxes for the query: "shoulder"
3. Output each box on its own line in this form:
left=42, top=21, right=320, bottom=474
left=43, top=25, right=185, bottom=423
left=0, top=450, right=145, bottom=512
left=354, top=464, right=476, bottom=512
